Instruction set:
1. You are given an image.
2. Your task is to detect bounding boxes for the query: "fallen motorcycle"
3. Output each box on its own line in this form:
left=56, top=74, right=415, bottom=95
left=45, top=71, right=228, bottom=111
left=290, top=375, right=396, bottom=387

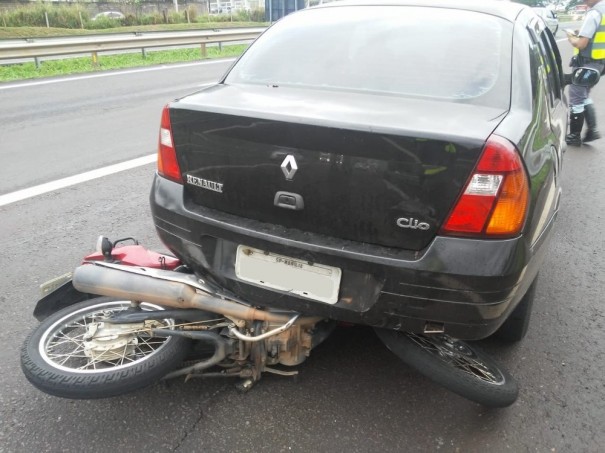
left=21, top=237, right=518, bottom=407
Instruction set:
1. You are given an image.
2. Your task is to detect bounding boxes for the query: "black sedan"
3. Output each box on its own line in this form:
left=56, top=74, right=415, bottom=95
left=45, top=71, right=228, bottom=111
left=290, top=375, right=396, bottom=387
left=152, top=0, right=567, bottom=342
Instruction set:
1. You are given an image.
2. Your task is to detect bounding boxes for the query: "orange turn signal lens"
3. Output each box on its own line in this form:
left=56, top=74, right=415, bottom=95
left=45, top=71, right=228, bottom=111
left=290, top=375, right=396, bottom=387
left=485, top=171, right=529, bottom=235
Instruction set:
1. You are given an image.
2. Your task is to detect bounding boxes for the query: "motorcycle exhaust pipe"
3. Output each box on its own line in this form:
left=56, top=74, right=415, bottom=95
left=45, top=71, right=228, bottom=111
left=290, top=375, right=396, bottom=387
left=72, top=263, right=297, bottom=323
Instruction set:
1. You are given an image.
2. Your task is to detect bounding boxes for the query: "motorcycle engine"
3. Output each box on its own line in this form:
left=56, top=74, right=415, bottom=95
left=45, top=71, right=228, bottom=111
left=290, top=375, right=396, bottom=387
left=264, top=322, right=314, bottom=366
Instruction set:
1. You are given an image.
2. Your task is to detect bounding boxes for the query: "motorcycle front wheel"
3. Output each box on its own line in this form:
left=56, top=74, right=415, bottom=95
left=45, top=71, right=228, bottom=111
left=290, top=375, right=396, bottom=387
left=375, top=329, right=519, bottom=407
left=21, top=297, right=190, bottom=399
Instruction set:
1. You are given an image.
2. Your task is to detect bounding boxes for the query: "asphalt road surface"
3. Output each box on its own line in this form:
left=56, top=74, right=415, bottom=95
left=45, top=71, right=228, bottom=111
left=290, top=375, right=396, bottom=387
left=1, top=40, right=604, bottom=452
left=0, top=59, right=233, bottom=194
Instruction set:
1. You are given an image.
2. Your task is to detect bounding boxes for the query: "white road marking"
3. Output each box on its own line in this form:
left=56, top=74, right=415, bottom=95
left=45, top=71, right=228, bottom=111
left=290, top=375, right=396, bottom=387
left=0, top=58, right=234, bottom=91
left=0, top=153, right=156, bottom=207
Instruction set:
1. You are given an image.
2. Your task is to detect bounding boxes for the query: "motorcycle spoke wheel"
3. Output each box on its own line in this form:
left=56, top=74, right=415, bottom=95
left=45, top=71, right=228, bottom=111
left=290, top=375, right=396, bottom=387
left=41, top=306, right=170, bottom=373
left=374, top=329, right=518, bottom=408
left=405, top=333, right=505, bottom=385
left=21, top=297, right=191, bottom=399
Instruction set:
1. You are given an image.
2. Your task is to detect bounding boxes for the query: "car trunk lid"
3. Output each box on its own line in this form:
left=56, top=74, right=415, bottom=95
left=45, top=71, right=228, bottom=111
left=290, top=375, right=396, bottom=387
left=168, top=84, right=507, bottom=251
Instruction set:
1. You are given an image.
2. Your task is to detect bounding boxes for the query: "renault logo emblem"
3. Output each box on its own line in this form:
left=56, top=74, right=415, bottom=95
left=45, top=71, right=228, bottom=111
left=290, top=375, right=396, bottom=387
left=281, top=155, right=298, bottom=180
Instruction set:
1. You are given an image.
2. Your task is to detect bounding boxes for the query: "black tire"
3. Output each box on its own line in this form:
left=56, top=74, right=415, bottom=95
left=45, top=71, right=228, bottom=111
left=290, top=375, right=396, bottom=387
left=494, top=276, right=538, bottom=343
left=21, top=297, right=191, bottom=399
left=375, top=329, right=519, bottom=408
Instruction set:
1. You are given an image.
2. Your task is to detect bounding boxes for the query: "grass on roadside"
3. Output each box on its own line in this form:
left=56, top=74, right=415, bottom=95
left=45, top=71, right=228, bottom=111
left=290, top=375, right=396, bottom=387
left=0, top=44, right=248, bottom=82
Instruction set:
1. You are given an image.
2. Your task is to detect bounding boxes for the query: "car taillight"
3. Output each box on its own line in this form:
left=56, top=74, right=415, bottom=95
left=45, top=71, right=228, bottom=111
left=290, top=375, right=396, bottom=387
left=157, top=105, right=182, bottom=184
left=441, top=135, right=529, bottom=238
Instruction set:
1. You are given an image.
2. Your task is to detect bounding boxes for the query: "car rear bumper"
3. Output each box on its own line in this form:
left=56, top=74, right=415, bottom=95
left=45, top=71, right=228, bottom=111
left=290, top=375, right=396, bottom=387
left=150, top=175, right=552, bottom=340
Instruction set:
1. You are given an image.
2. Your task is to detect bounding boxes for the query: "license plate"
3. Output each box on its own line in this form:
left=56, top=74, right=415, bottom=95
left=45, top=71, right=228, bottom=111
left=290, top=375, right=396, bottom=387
left=40, top=272, right=72, bottom=297
left=235, top=246, right=342, bottom=304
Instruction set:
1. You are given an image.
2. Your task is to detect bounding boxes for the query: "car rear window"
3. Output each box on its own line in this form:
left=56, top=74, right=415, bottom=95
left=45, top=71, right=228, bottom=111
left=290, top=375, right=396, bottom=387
left=226, top=6, right=512, bottom=108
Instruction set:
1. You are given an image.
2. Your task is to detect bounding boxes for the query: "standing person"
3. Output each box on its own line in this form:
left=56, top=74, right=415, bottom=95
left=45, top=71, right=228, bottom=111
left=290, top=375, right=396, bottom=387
left=566, top=0, right=605, bottom=146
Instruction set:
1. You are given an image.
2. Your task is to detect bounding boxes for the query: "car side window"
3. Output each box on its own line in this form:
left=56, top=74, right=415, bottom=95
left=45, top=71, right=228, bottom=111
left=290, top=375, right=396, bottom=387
left=528, top=24, right=562, bottom=107
left=544, top=27, right=565, bottom=87
left=540, top=30, right=563, bottom=101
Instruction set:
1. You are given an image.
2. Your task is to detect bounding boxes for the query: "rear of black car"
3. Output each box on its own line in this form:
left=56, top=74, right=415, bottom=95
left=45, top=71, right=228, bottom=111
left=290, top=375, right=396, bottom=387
left=150, top=2, right=552, bottom=339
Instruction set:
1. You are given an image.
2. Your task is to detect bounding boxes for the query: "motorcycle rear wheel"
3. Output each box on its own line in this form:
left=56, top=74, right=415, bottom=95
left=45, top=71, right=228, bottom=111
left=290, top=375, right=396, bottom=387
left=21, top=297, right=190, bottom=399
left=375, top=329, right=518, bottom=407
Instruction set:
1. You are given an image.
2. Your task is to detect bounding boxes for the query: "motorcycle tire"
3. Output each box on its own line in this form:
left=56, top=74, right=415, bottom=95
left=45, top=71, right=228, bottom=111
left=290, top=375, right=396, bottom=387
left=374, top=329, right=519, bottom=408
left=21, top=297, right=191, bottom=399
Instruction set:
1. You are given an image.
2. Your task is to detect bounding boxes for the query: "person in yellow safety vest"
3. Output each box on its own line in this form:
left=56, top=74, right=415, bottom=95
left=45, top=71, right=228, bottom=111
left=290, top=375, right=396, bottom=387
left=566, top=0, right=605, bottom=146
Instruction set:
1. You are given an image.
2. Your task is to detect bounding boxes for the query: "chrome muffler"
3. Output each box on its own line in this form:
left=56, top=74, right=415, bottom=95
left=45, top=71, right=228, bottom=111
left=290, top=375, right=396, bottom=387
left=72, top=262, right=304, bottom=324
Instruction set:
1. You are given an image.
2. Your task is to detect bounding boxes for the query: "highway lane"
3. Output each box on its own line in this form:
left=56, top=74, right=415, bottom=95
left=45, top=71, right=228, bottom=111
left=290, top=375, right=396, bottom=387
left=0, top=59, right=233, bottom=195
left=0, top=36, right=604, bottom=452
left=1, top=127, right=604, bottom=452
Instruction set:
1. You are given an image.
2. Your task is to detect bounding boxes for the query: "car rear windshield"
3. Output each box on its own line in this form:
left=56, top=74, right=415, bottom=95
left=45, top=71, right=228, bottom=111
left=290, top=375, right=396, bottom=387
left=225, top=6, right=512, bottom=108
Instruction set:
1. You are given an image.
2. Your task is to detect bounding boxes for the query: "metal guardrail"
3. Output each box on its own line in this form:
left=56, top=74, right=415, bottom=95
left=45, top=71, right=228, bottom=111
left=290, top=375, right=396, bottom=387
left=0, top=27, right=266, bottom=61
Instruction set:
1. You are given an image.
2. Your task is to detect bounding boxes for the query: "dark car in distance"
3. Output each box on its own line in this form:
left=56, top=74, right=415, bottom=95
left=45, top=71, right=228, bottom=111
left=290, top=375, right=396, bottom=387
left=151, top=0, right=567, bottom=342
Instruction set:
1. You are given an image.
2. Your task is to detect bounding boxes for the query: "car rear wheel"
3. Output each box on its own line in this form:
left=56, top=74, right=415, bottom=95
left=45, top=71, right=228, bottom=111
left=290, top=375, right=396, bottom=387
left=494, top=276, right=538, bottom=343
